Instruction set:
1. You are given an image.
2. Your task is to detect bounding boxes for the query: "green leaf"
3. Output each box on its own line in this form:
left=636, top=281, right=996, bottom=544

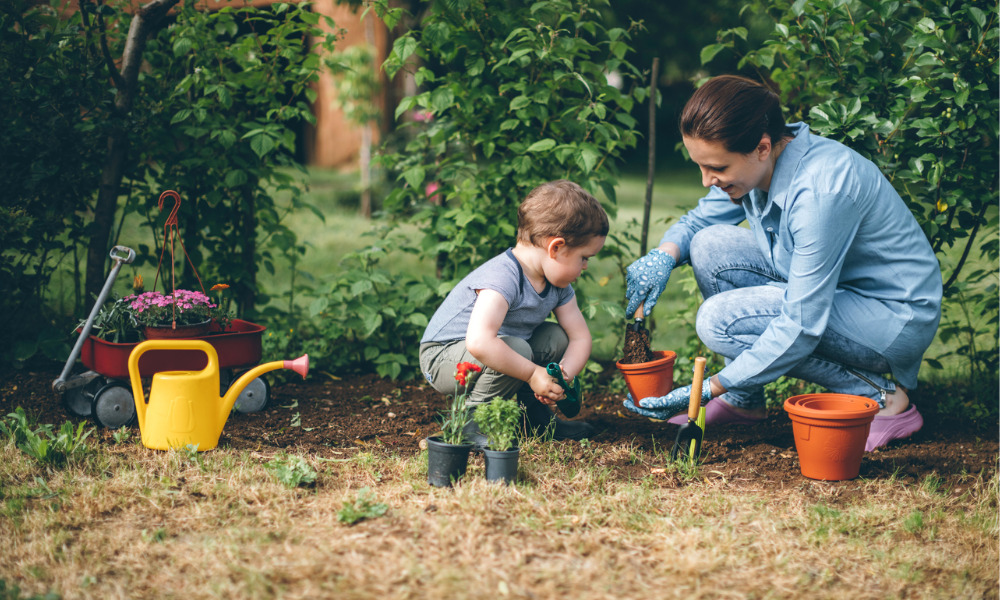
left=700, top=43, right=728, bottom=65
left=402, top=166, right=425, bottom=189
left=391, top=36, right=417, bottom=63
left=576, top=148, right=599, bottom=173
left=526, top=139, right=556, bottom=152
left=249, top=134, right=275, bottom=158
left=510, top=96, right=532, bottom=111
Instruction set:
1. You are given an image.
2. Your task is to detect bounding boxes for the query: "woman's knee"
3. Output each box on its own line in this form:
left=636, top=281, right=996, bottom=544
left=690, top=224, right=752, bottom=266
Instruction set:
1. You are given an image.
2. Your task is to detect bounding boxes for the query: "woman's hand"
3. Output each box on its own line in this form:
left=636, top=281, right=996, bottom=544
left=625, top=248, right=677, bottom=318
left=622, top=380, right=712, bottom=420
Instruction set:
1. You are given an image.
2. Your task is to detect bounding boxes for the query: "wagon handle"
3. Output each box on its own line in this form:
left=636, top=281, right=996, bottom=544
left=53, top=246, right=136, bottom=392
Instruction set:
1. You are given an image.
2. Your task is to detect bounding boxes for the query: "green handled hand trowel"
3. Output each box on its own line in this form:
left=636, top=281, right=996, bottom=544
left=546, top=362, right=581, bottom=418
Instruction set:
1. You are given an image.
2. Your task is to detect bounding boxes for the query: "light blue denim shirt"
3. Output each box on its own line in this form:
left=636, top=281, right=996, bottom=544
left=661, top=123, right=942, bottom=390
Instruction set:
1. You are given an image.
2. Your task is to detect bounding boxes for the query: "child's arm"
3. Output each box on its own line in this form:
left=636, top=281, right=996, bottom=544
left=466, top=289, right=565, bottom=404
left=552, top=298, right=592, bottom=382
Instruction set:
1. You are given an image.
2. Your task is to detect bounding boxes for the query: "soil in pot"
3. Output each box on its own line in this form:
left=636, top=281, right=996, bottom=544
left=483, top=447, right=519, bottom=485
left=621, top=327, right=654, bottom=364
left=426, top=436, right=474, bottom=487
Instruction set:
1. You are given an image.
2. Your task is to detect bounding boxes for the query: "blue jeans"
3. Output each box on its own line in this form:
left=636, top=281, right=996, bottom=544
left=690, top=225, right=896, bottom=409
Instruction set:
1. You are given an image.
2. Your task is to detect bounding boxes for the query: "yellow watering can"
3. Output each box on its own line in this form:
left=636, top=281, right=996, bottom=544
left=128, top=339, right=309, bottom=451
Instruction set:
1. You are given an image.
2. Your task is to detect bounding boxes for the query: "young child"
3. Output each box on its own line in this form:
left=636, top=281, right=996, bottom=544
left=419, top=180, right=608, bottom=448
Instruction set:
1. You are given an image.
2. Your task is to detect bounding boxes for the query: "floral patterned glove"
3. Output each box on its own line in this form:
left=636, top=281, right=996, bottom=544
left=622, top=380, right=712, bottom=420
left=625, top=249, right=676, bottom=318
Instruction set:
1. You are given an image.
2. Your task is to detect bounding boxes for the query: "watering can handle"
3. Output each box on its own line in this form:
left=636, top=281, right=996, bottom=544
left=128, top=340, right=220, bottom=427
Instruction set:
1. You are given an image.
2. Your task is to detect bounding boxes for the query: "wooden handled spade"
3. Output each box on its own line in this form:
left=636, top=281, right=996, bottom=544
left=628, top=303, right=645, bottom=332
left=670, top=356, right=707, bottom=463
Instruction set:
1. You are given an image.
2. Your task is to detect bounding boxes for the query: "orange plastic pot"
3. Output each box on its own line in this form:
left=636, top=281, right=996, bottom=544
left=616, top=350, right=676, bottom=407
left=783, top=393, right=880, bottom=481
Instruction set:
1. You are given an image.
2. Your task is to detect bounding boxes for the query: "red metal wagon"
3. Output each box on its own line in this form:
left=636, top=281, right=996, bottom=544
left=53, top=245, right=273, bottom=428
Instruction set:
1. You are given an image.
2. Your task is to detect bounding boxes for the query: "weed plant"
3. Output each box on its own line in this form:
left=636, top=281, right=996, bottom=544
left=265, top=453, right=318, bottom=488
left=336, top=487, right=389, bottom=525
left=0, top=408, right=92, bottom=467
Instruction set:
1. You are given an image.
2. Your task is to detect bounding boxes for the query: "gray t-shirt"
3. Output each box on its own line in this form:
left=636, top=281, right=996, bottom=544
left=420, top=249, right=576, bottom=344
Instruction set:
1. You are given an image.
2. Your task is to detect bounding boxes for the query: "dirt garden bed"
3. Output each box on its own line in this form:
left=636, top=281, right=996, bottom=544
left=2, top=361, right=996, bottom=488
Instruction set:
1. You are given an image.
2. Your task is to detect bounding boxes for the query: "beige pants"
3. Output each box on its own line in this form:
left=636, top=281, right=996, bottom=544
left=418, top=322, right=569, bottom=406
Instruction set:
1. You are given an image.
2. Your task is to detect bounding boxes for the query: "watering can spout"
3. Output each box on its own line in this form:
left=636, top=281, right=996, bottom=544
left=221, top=354, right=309, bottom=418
left=284, top=354, right=309, bottom=379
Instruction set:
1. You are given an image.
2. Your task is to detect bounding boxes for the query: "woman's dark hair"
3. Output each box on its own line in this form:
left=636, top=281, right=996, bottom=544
left=680, top=75, right=794, bottom=154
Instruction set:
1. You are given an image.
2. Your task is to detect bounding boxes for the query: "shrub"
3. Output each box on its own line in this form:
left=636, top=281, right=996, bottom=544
left=373, top=0, right=647, bottom=282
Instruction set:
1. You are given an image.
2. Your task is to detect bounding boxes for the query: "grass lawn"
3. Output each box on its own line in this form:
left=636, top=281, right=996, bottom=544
left=1, top=436, right=995, bottom=599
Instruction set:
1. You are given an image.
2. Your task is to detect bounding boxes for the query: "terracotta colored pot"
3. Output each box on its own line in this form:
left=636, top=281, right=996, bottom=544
left=784, top=393, right=880, bottom=481
left=143, top=320, right=212, bottom=340
left=616, top=350, right=677, bottom=406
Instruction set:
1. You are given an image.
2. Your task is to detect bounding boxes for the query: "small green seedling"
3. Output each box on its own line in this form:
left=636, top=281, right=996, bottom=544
left=265, top=453, right=317, bottom=488
left=337, top=487, right=388, bottom=525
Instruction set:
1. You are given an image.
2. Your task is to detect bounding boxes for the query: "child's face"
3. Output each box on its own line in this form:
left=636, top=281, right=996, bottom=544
left=545, top=235, right=606, bottom=288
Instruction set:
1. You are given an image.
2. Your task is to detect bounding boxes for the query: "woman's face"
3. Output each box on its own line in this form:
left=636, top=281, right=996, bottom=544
left=683, top=135, right=775, bottom=200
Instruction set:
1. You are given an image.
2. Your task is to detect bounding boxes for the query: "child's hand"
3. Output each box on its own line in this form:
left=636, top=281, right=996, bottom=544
left=528, top=365, right=564, bottom=406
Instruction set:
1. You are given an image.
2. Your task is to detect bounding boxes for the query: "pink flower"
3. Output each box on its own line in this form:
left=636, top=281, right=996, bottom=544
left=425, top=181, right=441, bottom=202
left=412, top=110, right=434, bottom=123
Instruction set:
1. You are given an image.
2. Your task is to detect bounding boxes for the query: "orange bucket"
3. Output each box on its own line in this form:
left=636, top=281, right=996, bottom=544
left=784, top=393, right=879, bottom=480
left=616, top=350, right=676, bottom=407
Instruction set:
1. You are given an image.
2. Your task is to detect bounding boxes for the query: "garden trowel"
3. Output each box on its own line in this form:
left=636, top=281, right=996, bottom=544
left=546, top=362, right=581, bottom=418
left=670, top=356, right=707, bottom=464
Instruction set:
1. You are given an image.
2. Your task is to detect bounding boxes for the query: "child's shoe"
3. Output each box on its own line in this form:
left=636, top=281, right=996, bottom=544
left=522, top=396, right=595, bottom=441
left=461, top=416, right=489, bottom=451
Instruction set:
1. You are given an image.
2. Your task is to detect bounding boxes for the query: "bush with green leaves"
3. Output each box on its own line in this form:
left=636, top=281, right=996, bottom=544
left=702, top=0, right=998, bottom=395
left=473, top=397, right=522, bottom=451
left=2, top=0, right=340, bottom=363
left=301, top=239, right=441, bottom=379
left=373, top=0, right=646, bottom=282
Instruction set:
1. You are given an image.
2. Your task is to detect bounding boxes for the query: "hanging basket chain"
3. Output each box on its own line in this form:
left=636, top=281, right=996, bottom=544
left=152, top=190, right=207, bottom=329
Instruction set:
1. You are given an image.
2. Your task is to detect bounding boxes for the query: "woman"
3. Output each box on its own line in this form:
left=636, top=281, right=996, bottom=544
left=623, top=75, right=941, bottom=451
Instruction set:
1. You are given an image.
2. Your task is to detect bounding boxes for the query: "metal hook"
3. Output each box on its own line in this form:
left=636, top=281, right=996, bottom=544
left=158, top=190, right=181, bottom=227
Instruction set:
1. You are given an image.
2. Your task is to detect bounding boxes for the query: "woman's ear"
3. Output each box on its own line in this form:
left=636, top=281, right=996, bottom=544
left=547, top=237, right=566, bottom=258
left=756, top=133, right=773, bottom=160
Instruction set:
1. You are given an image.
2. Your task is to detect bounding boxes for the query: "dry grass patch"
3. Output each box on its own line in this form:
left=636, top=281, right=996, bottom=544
left=1, top=438, right=996, bottom=599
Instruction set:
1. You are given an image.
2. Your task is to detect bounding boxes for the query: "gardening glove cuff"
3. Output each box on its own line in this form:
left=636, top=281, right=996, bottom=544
left=625, top=249, right=676, bottom=318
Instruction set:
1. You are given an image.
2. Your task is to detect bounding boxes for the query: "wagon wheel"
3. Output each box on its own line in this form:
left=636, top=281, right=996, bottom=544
left=61, top=376, right=104, bottom=417
left=92, top=383, right=137, bottom=428
left=231, top=374, right=270, bottom=413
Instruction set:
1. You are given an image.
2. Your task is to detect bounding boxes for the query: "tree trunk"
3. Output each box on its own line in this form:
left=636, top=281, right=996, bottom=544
left=238, top=185, right=258, bottom=315
left=85, top=0, right=181, bottom=302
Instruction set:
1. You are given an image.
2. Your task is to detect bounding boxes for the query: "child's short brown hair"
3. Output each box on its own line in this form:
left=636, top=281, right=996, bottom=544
left=516, top=180, right=609, bottom=248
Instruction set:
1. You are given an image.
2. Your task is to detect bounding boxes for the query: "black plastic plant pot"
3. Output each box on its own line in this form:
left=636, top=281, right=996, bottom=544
left=483, top=447, right=520, bottom=485
left=426, top=436, right=474, bottom=487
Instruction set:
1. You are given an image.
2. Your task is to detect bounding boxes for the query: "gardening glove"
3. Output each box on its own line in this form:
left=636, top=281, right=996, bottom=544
left=625, top=249, right=676, bottom=318
left=622, top=380, right=712, bottom=420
